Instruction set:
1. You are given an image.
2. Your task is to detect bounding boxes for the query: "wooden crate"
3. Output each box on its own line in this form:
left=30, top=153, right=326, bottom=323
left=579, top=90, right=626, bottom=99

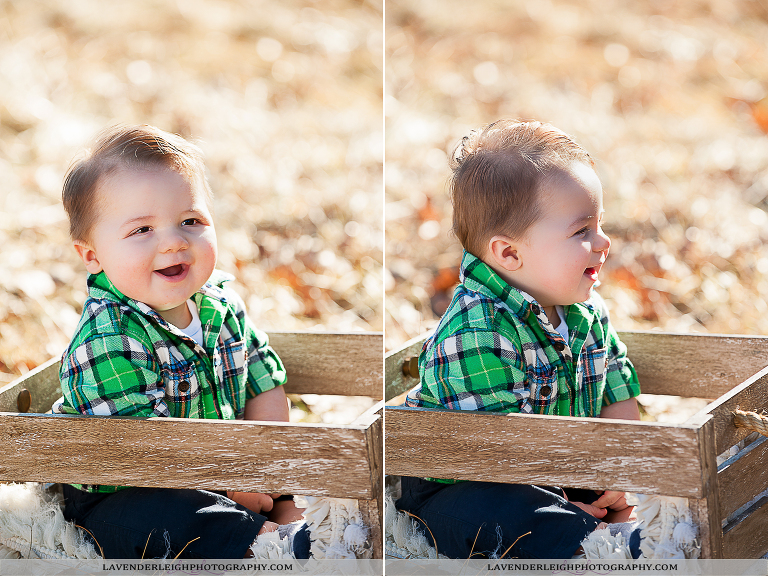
left=385, top=330, right=768, bottom=559
left=0, top=331, right=384, bottom=558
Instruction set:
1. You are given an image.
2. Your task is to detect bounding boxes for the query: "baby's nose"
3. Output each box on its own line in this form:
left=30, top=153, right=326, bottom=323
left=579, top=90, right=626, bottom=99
left=160, top=231, right=189, bottom=252
left=597, top=229, right=611, bottom=252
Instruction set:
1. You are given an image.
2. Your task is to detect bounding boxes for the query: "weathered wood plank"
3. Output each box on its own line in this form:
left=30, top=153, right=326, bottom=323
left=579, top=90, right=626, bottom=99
left=385, top=332, right=429, bottom=401
left=689, top=414, right=723, bottom=559
left=385, top=406, right=705, bottom=497
left=619, top=332, right=768, bottom=399
left=269, top=332, right=383, bottom=398
left=695, top=366, right=768, bottom=454
left=718, top=436, right=768, bottom=521
left=0, top=333, right=383, bottom=413
left=385, top=331, right=768, bottom=402
left=359, top=499, right=382, bottom=560
left=360, top=409, right=383, bottom=559
left=723, top=495, right=768, bottom=559
left=0, top=413, right=376, bottom=499
left=0, top=358, right=60, bottom=413
left=350, top=400, right=385, bottom=427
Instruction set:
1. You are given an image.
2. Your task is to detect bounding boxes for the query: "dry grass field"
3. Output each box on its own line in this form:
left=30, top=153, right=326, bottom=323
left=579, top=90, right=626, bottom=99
left=385, top=0, right=768, bottom=422
left=386, top=0, right=768, bottom=358
left=0, top=0, right=382, bottom=422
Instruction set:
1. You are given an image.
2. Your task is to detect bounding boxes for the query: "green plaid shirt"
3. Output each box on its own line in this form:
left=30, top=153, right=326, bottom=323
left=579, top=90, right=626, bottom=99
left=55, top=270, right=286, bottom=493
left=406, top=251, right=639, bottom=418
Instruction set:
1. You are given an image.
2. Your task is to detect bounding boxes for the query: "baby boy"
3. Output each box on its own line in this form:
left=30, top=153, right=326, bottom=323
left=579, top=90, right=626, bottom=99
left=397, top=119, right=642, bottom=559
left=54, top=124, right=307, bottom=559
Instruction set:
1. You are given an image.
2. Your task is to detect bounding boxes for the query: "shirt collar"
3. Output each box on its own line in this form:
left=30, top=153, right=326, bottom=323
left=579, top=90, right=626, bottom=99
left=459, top=250, right=597, bottom=323
left=86, top=269, right=234, bottom=326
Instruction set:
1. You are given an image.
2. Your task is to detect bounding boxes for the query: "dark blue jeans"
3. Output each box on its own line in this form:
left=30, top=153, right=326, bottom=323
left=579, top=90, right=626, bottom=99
left=62, top=485, right=265, bottom=559
left=395, top=477, right=601, bottom=559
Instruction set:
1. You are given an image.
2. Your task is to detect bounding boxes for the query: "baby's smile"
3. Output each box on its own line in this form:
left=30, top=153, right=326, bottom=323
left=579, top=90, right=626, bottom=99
left=584, top=261, right=603, bottom=282
left=155, top=263, right=189, bottom=280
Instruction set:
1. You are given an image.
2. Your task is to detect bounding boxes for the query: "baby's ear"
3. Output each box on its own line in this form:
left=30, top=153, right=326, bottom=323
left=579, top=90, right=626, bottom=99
left=73, top=241, right=103, bottom=274
left=487, top=235, right=523, bottom=272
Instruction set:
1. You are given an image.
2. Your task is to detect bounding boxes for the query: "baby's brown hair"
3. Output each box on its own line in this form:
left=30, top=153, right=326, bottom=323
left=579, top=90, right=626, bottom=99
left=450, top=119, right=593, bottom=258
left=62, top=124, right=212, bottom=243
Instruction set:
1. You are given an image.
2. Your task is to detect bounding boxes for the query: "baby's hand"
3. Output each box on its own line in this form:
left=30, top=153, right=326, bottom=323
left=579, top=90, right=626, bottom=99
left=592, top=490, right=629, bottom=511
left=228, top=491, right=275, bottom=515
left=592, top=490, right=635, bottom=522
left=568, top=499, right=608, bottom=519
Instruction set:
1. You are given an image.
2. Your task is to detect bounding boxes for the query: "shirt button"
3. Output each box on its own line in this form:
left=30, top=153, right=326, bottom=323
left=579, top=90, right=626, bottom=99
left=178, top=381, right=190, bottom=392
left=531, top=304, right=541, bottom=315
left=541, top=385, right=552, bottom=396
left=553, top=341, right=565, bottom=351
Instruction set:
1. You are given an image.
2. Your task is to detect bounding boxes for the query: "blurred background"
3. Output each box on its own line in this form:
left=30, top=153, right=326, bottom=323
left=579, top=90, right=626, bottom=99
left=0, top=0, right=383, bottom=423
left=385, top=0, right=768, bottom=420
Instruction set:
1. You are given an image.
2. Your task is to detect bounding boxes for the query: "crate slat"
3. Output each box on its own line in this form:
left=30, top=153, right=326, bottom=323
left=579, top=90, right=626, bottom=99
left=0, top=332, right=383, bottom=416
left=689, top=415, right=723, bottom=558
left=718, top=436, right=768, bottom=521
left=723, top=495, right=768, bottom=559
left=385, top=406, right=707, bottom=497
left=385, top=331, right=768, bottom=402
left=619, top=332, right=768, bottom=399
left=0, top=358, right=60, bottom=413
left=0, top=412, right=379, bottom=499
left=385, top=332, right=429, bottom=401
left=696, top=366, right=768, bottom=454
left=269, top=332, right=383, bottom=397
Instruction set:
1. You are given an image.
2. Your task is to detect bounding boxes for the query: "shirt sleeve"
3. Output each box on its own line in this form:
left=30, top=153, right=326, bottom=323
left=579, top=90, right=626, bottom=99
left=227, top=292, right=286, bottom=399
left=405, top=328, right=532, bottom=414
left=58, top=333, right=170, bottom=417
left=599, top=304, right=641, bottom=406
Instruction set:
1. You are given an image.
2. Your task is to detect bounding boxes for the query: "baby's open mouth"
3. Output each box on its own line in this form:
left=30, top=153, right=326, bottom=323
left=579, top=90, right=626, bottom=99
left=156, top=264, right=186, bottom=278
left=584, top=265, right=600, bottom=280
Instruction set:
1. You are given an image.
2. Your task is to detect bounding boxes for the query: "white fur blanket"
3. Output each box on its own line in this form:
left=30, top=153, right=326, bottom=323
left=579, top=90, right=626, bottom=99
left=0, top=483, right=371, bottom=560
left=384, top=490, right=700, bottom=560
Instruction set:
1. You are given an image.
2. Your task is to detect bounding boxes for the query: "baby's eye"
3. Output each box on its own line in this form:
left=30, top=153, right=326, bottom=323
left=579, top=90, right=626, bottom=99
left=130, top=226, right=152, bottom=236
left=574, top=227, right=589, bottom=237
left=181, top=218, right=202, bottom=226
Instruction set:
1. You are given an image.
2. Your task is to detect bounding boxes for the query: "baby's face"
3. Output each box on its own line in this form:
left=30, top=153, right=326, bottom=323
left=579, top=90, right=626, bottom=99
left=512, top=161, right=611, bottom=312
left=76, top=166, right=217, bottom=326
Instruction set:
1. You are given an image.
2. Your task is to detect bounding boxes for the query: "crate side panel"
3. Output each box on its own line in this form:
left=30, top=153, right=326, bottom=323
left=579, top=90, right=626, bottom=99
left=718, top=436, right=768, bottom=521
left=690, top=415, right=723, bottom=559
left=270, top=332, right=383, bottom=398
left=699, top=368, right=768, bottom=454
left=0, top=359, right=61, bottom=413
left=384, top=334, right=429, bottom=401
left=361, top=411, right=383, bottom=559
left=0, top=414, right=373, bottom=499
left=385, top=407, right=703, bottom=497
left=619, top=332, right=768, bottom=399
left=723, top=496, right=768, bottom=559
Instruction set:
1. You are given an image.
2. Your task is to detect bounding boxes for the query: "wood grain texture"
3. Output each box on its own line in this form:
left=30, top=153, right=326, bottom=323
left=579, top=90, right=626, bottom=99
left=0, top=358, right=60, bottom=413
left=359, top=498, right=382, bottom=559
left=385, top=406, right=705, bottom=497
left=718, top=436, right=768, bottom=521
left=0, top=332, right=383, bottom=411
left=269, top=332, right=383, bottom=398
left=385, top=332, right=430, bottom=401
left=360, top=407, right=383, bottom=559
left=384, top=330, right=768, bottom=402
left=689, top=414, right=723, bottom=559
left=619, top=331, right=768, bottom=399
left=0, top=413, right=378, bottom=499
left=697, top=366, right=768, bottom=454
left=723, top=496, right=768, bottom=559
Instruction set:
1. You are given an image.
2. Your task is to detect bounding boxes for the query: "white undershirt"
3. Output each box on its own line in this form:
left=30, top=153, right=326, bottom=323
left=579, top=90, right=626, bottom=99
left=554, top=305, right=569, bottom=343
left=177, top=300, right=204, bottom=347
